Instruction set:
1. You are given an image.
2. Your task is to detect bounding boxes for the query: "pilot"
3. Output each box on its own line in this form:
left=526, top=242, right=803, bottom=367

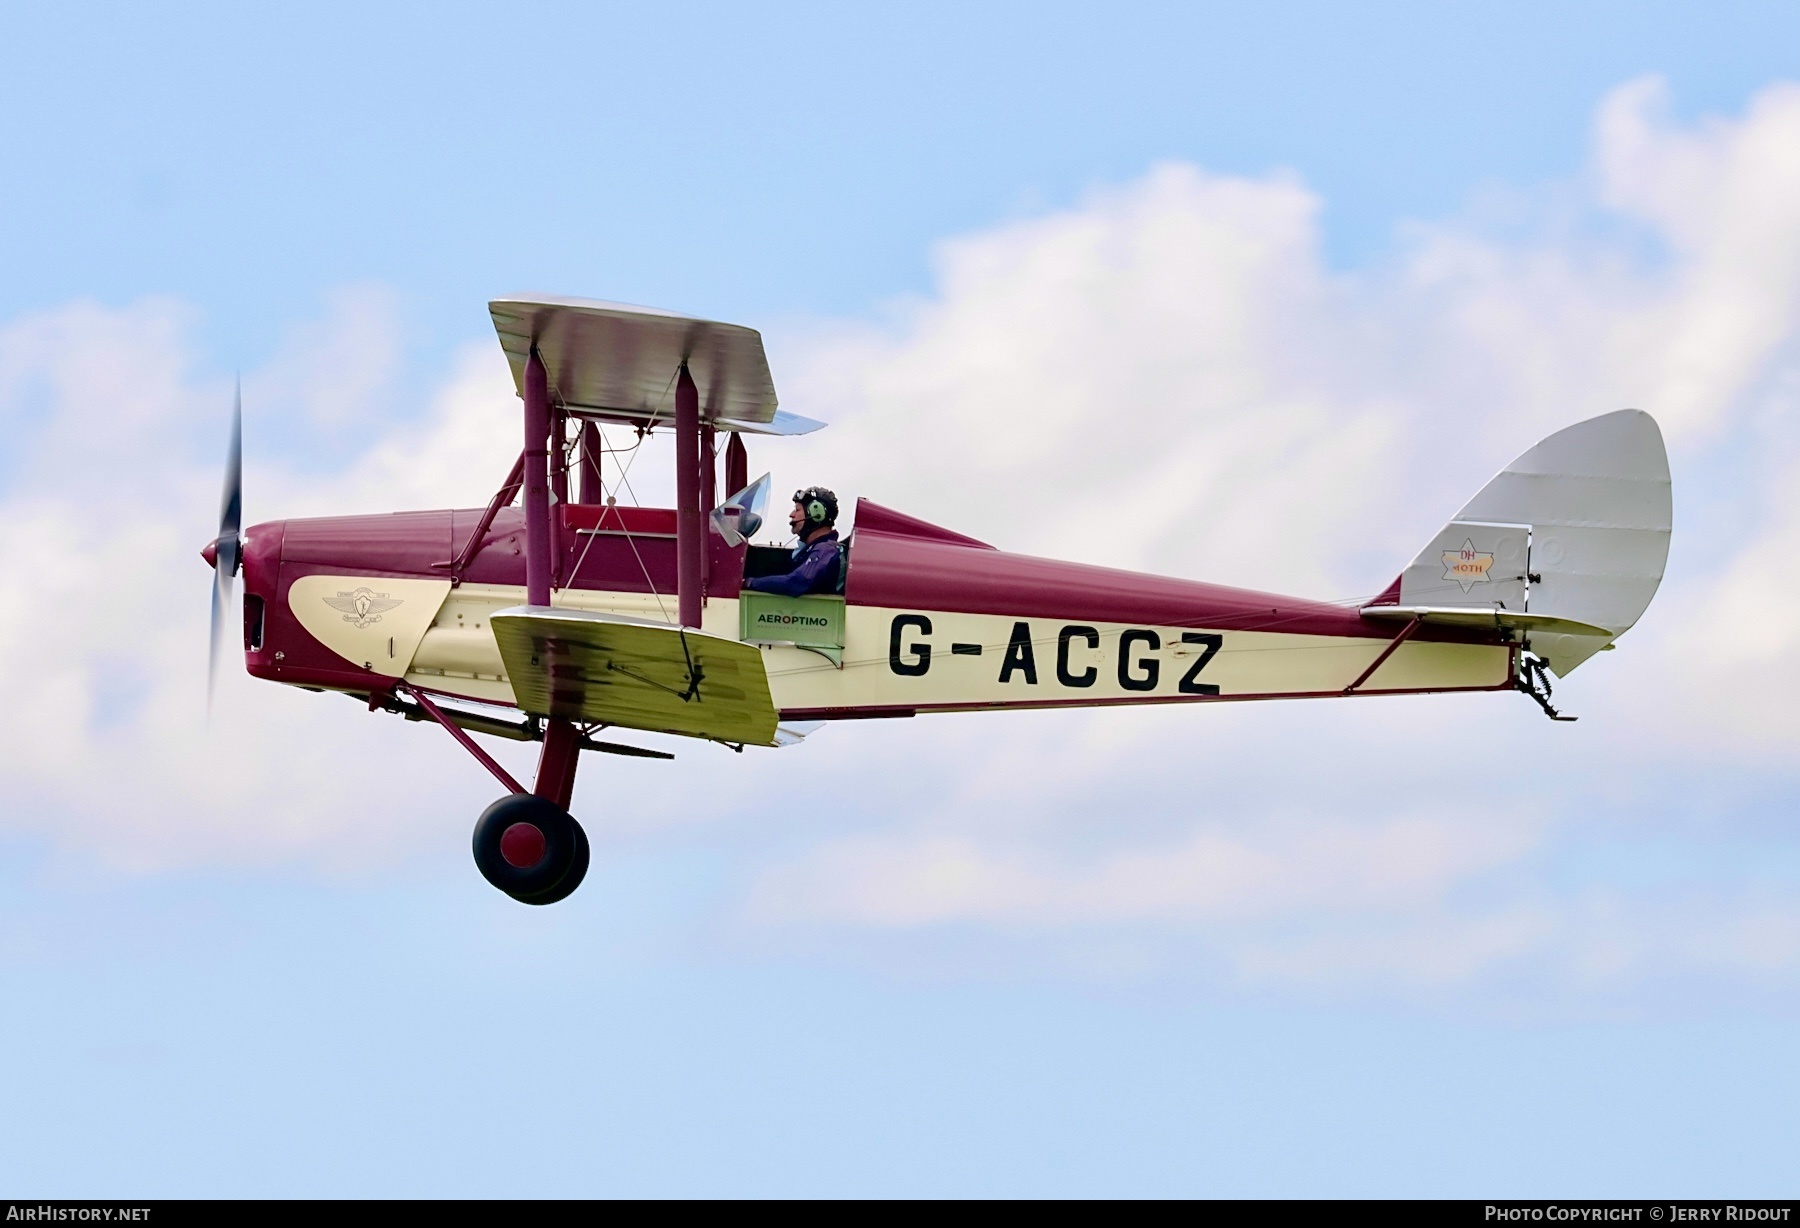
left=744, top=486, right=843, bottom=596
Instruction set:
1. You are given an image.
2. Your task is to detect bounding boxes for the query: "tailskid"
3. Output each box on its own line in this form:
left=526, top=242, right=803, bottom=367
left=1516, top=653, right=1577, bottom=722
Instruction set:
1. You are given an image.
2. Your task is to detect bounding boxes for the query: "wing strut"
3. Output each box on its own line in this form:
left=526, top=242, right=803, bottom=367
left=675, top=364, right=704, bottom=628
left=435, top=451, right=525, bottom=584
left=521, top=346, right=587, bottom=804
left=524, top=348, right=554, bottom=607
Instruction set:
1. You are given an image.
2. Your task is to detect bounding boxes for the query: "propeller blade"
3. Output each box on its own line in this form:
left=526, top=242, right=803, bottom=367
left=208, top=561, right=229, bottom=715
left=208, top=384, right=243, bottom=716
left=218, top=380, right=242, bottom=577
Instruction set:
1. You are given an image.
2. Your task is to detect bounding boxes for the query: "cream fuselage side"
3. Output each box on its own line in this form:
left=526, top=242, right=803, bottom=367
left=291, top=579, right=1511, bottom=718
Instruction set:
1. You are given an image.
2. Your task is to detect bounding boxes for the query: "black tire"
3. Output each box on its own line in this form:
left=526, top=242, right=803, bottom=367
left=514, top=817, right=589, bottom=906
left=472, top=794, right=577, bottom=899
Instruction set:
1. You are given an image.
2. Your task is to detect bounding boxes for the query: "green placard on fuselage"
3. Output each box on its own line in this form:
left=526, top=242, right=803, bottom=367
left=739, top=592, right=846, bottom=650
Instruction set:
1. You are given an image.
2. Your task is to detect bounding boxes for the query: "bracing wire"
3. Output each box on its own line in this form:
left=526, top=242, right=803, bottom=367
left=581, top=370, right=684, bottom=624
left=535, top=353, right=677, bottom=621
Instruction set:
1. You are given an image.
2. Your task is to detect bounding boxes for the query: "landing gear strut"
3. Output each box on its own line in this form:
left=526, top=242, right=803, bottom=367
left=396, top=684, right=597, bottom=904
left=470, top=715, right=591, bottom=904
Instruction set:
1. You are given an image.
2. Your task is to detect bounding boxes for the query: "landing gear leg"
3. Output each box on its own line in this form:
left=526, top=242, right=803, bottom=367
left=468, top=716, right=591, bottom=905
left=535, top=718, right=581, bottom=810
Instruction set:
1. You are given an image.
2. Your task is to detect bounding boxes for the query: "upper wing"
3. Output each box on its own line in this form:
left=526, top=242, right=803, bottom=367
left=489, top=294, right=779, bottom=427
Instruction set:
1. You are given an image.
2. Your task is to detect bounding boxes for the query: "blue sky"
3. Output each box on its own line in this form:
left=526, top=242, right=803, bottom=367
left=4, top=1, right=1800, bottom=1197
left=8, top=2, right=1798, bottom=360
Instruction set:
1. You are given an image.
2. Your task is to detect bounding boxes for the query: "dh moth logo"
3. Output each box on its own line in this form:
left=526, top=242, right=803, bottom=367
left=1440, top=539, right=1495, bottom=594
left=324, top=586, right=403, bottom=628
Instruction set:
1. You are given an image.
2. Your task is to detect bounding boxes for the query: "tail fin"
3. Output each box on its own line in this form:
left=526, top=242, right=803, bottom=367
left=1368, top=410, right=1672, bottom=676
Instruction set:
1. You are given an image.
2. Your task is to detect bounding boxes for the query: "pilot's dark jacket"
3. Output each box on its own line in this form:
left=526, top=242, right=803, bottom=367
left=744, top=530, right=842, bottom=597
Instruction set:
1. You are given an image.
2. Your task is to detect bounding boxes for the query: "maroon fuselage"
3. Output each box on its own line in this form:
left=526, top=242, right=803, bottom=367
left=240, top=498, right=1497, bottom=710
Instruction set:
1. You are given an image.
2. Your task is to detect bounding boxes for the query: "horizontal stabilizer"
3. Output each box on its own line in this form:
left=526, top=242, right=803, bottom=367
left=491, top=606, right=779, bottom=746
left=1360, top=605, right=1613, bottom=638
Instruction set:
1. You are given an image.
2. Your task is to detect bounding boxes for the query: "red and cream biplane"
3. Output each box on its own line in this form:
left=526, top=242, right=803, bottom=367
left=204, top=295, right=1673, bottom=904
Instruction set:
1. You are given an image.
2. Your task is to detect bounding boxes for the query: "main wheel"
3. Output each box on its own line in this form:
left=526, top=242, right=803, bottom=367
left=472, top=794, right=578, bottom=900
left=516, top=817, right=589, bottom=906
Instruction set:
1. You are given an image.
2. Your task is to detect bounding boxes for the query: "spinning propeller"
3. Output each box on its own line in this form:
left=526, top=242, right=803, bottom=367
left=205, top=383, right=243, bottom=712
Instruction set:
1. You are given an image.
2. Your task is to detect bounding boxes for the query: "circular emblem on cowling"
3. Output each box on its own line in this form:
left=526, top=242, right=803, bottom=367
left=323, top=586, right=403, bottom=629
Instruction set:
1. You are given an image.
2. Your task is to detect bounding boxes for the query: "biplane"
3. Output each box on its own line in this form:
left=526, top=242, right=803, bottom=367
left=204, top=294, right=1673, bottom=904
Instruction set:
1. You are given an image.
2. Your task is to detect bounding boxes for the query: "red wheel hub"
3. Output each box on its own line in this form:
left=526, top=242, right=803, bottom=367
left=500, top=822, right=547, bottom=869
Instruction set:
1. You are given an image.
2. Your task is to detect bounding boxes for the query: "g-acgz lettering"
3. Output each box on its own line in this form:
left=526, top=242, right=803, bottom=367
left=889, top=614, right=932, bottom=676
left=1178, top=632, right=1223, bottom=695
left=1118, top=629, right=1160, bottom=691
left=1057, top=625, right=1099, bottom=688
left=999, top=622, right=1038, bottom=685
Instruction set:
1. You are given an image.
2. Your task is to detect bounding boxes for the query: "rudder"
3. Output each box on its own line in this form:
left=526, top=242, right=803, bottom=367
left=1380, top=410, right=1672, bottom=676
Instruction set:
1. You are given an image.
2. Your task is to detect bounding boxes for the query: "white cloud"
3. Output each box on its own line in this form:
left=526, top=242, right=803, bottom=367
left=274, top=340, right=522, bottom=518
left=775, top=76, right=1800, bottom=594
left=737, top=75, right=1800, bottom=996
left=774, top=162, right=1406, bottom=597
left=1595, top=79, right=1800, bottom=434
left=0, top=296, right=538, bottom=873
left=750, top=811, right=1544, bottom=928
left=247, top=282, right=404, bottom=434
